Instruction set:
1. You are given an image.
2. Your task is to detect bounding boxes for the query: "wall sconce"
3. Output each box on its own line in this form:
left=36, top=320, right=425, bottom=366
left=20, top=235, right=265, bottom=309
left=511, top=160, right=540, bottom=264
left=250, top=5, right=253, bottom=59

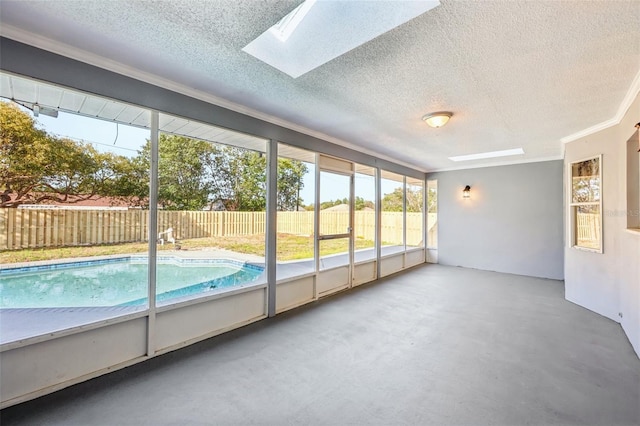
left=463, top=185, right=471, bottom=198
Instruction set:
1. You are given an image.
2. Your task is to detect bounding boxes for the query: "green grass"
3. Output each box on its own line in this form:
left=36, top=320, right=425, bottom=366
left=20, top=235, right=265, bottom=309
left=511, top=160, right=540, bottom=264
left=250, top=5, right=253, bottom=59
left=0, top=234, right=378, bottom=264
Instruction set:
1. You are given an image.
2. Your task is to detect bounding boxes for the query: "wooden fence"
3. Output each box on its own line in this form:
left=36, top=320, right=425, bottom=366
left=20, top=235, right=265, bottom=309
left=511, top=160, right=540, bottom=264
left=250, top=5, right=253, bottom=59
left=0, top=209, right=149, bottom=250
left=0, top=208, right=426, bottom=250
left=576, top=212, right=600, bottom=248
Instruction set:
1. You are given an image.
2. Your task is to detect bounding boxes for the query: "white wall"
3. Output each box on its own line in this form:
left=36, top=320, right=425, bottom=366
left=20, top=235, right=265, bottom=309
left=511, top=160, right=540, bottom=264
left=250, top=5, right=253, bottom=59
left=564, top=93, right=640, bottom=356
left=428, top=161, right=564, bottom=280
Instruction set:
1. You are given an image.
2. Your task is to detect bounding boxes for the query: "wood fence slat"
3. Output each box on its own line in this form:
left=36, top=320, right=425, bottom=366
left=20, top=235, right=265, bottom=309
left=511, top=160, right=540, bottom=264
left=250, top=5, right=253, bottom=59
left=52, top=210, right=59, bottom=247
left=60, top=210, right=67, bottom=246
left=0, top=209, right=8, bottom=250
left=110, top=211, right=116, bottom=243
left=27, top=210, right=35, bottom=248
left=123, top=210, right=128, bottom=242
left=142, top=210, right=147, bottom=242
left=111, top=211, right=117, bottom=243
left=71, top=211, right=77, bottom=245
left=44, top=210, right=52, bottom=247
left=48, top=210, right=54, bottom=247
left=8, top=209, right=15, bottom=250
left=36, top=210, right=44, bottom=247
left=78, top=211, right=85, bottom=245
left=15, top=209, right=23, bottom=249
left=96, top=211, right=102, bottom=245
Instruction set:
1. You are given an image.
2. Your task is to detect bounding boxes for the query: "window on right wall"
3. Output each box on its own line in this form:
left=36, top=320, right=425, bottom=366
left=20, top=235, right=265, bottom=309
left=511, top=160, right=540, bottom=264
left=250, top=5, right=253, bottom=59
left=627, top=126, right=640, bottom=231
left=570, top=155, right=603, bottom=253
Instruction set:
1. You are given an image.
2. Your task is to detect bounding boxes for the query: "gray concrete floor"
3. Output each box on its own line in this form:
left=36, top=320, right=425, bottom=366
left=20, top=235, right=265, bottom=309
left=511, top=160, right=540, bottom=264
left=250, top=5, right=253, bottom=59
left=2, top=264, right=639, bottom=425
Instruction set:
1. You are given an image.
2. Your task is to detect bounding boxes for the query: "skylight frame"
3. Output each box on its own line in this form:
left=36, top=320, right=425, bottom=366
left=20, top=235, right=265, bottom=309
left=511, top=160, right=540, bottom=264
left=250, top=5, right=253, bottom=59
left=448, top=148, right=525, bottom=162
left=242, top=0, right=441, bottom=78
left=268, top=0, right=316, bottom=43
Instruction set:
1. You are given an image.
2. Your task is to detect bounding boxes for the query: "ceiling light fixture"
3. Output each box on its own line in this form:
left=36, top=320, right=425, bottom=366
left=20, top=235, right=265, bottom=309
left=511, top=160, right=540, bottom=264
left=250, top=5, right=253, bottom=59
left=422, top=111, right=452, bottom=128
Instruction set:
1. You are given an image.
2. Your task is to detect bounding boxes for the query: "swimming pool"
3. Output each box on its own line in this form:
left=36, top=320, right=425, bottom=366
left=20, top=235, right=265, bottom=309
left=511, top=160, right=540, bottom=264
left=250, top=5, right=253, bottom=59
left=0, top=257, right=264, bottom=308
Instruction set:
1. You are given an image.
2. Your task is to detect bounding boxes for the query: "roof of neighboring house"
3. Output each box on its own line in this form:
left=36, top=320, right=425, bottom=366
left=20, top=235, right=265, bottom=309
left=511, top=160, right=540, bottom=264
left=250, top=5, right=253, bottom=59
left=6, top=193, right=142, bottom=209
left=323, top=203, right=349, bottom=211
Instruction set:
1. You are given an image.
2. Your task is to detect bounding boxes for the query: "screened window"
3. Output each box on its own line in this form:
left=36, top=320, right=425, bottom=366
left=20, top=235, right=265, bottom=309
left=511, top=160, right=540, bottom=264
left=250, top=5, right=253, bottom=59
left=0, top=78, right=150, bottom=343
left=380, top=170, right=405, bottom=255
left=354, top=164, right=376, bottom=262
left=156, top=113, right=268, bottom=306
left=427, top=180, right=438, bottom=249
left=276, top=144, right=315, bottom=279
left=406, top=177, right=424, bottom=249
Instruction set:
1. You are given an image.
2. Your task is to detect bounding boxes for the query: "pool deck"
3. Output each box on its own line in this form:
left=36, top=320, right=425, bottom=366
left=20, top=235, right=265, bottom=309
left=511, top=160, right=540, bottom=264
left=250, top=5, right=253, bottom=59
left=0, top=306, right=147, bottom=346
left=1, top=245, right=409, bottom=345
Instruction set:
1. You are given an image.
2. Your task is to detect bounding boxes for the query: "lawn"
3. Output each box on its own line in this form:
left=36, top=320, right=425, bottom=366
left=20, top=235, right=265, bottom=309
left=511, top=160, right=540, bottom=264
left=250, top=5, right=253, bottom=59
left=0, top=234, right=377, bottom=264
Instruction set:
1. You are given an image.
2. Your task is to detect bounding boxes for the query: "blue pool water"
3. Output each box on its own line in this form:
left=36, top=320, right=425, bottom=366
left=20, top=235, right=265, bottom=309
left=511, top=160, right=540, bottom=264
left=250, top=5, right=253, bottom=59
left=0, top=257, right=264, bottom=308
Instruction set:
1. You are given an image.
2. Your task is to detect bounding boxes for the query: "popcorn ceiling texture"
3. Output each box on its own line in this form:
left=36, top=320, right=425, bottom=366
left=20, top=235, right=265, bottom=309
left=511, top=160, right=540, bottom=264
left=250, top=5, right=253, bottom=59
left=1, top=0, right=638, bottom=171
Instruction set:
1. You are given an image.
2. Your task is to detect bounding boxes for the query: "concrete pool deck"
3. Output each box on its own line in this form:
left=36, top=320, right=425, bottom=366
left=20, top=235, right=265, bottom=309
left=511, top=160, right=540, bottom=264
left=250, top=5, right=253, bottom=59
left=0, top=245, right=407, bottom=345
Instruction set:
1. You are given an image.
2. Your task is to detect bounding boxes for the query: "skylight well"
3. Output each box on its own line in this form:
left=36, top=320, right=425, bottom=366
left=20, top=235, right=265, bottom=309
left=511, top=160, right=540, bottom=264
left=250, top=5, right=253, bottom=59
left=268, top=0, right=316, bottom=42
left=243, top=0, right=440, bottom=78
left=448, top=148, right=525, bottom=162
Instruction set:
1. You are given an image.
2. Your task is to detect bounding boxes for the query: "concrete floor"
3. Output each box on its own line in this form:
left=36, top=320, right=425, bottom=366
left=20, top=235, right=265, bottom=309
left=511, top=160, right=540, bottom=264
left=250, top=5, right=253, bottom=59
left=2, top=264, right=639, bottom=425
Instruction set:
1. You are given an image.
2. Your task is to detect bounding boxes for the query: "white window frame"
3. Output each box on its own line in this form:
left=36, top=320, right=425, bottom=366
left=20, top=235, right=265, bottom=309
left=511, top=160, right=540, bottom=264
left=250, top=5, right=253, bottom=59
left=626, top=126, right=640, bottom=231
left=569, top=155, right=603, bottom=253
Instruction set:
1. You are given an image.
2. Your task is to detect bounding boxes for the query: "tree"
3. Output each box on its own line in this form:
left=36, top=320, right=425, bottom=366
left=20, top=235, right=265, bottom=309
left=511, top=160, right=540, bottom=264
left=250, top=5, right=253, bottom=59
left=1, top=102, right=309, bottom=212
left=202, top=144, right=236, bottom=209
left=406, top=186, right=423, bottom=213
left=98, top=153, right=149, bottom=207
left=139, top=135, right=212, bottom=210
left=1, top=101, right=52, bottom=205
left=228, top=149, right=267, bottom=211
left=427, top=187, right=437, bottom=213
left=381, top=186, right=423, bottom=212
left=0, top=102, right=146, bottom=207
left=137, top=136, right=308, bottom=212
left=381, top=187, right=403, bottom=212
left=203, top=146, right=307, bottom=211
left=355, top=196, right=374, bottom=211
left=277, top=158, right=308, bottom=211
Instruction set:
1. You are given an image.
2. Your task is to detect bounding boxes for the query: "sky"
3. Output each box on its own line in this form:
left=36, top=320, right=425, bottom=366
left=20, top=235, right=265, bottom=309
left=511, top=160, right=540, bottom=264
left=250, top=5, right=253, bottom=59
left=36, top=110, right=148, bottom=157
left=23, top=106, right=394, bottom=205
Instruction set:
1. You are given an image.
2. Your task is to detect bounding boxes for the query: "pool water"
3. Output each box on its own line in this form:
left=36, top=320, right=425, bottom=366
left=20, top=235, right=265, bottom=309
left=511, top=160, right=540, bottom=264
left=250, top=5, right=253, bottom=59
left=0, top=259, right=264, bottom=308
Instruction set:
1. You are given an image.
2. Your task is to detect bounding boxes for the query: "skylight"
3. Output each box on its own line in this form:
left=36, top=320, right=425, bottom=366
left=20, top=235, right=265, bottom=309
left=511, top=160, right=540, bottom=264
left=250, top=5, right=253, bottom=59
left=243, top=0, right=440, bottom=78
left=268, top=0, right=316, bottom=42
left=448, top=148, right=525, bottom=162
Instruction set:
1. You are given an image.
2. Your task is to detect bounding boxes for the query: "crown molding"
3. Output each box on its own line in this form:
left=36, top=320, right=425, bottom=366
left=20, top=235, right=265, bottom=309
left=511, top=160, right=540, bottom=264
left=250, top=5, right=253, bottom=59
left=561, top=68, right=640, bottom=144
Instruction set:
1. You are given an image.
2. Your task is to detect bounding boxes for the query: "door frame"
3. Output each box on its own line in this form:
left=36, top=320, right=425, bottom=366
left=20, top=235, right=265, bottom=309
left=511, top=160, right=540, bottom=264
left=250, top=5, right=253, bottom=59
left=314, top=155, right=355, bottom=297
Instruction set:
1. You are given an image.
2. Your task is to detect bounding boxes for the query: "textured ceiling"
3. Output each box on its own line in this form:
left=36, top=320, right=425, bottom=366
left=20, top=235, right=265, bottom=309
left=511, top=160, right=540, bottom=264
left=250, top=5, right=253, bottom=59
left=1, top=0, right=639, bottom=171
